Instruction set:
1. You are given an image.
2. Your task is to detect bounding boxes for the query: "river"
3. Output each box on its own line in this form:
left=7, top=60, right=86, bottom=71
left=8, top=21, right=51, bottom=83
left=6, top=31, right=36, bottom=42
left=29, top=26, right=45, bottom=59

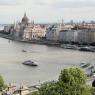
left=0, top=37, right=95, bottom=86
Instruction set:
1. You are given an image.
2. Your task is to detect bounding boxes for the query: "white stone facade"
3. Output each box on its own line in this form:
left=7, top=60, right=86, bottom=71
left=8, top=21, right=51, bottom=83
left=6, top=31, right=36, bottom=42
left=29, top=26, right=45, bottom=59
left=32, top=25, right=46, bottom=38
left=23, top=25, right=46, bottom=40
left=14, top=14, right=46, bottom=40
left=78, top=29, right=95, bottom=44
left=63, top=25, right=74, bottom=30
left=59, top=30, right=80, bottom=43
left=46, top=24, right=60, bottom=41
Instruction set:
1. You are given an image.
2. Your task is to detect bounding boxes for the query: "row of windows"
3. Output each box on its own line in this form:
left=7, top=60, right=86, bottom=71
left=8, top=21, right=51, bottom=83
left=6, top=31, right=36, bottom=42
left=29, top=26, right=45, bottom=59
left=33, top=35, right=37, bottom=38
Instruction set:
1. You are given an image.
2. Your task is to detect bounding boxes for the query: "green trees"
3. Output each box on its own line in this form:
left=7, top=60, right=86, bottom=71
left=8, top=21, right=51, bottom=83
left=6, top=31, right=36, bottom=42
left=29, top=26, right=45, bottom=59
left=38, top=81, right=59, bottom=95
left=0, top=75, right=6, bottom=91
left=58, top=68, right=91, bottom=95
left=32, top=68, right=92, bottom=95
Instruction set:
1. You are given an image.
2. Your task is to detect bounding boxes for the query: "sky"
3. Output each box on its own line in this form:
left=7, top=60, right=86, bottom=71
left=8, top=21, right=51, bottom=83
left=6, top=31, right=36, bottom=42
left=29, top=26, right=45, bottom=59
left=0, top=0, right=95, bottom=24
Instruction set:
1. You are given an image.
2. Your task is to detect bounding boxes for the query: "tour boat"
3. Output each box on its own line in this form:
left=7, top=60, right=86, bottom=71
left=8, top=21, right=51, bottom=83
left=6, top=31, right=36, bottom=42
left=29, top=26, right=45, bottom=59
left=22, top=60, right=38, bottom=66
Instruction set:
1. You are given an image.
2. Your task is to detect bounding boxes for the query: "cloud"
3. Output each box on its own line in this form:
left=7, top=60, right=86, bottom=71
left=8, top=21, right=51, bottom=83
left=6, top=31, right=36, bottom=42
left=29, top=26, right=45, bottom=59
left=33, top=0, right=95, bottom=8
left=1, top=0, right=95, bottom=8
left=0, top=0, right=95, bottom=24
left=54, top=0, right=95, bottom=8
left=0, top=0, right=18, bottom=6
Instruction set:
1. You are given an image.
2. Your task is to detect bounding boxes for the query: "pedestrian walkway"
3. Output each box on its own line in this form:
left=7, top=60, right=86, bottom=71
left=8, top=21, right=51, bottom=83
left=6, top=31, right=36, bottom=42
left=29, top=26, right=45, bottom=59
left=1, top=83, right=40, bottom=95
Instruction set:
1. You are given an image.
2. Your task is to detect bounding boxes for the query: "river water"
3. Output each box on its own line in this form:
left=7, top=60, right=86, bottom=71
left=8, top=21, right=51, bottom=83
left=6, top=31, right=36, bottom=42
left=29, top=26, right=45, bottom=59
left=0, top=37, right=95, bottom=86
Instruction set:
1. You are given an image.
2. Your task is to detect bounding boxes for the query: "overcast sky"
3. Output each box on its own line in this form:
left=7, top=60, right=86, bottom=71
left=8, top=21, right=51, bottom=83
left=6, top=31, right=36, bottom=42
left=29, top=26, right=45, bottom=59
left=0, top=0, right=95, bottom=24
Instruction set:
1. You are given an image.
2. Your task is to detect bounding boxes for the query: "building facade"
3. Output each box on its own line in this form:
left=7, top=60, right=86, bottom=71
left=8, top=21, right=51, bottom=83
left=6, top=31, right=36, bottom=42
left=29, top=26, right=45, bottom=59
left=14, top=13, right=46, bottom=40
left=78, top=29, right=95, bottom=44
left=59, top=30, right=80, bottom=43
left=46, top=24, right=60, bottom=41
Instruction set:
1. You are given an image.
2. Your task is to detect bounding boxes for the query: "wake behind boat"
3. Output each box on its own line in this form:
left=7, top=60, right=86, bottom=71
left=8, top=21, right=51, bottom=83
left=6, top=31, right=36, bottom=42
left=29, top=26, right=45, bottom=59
left=22, top=60, right=38, bottom=66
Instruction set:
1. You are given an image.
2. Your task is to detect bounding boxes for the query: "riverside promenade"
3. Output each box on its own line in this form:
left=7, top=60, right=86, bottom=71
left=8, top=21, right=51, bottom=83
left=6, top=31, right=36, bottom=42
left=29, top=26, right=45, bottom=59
left=0, top=84, right=40, bottom=95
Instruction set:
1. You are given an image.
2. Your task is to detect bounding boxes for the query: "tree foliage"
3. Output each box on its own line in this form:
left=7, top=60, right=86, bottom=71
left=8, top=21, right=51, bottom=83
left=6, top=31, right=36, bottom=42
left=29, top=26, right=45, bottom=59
left=0, top=75, right=6, bottom=91
left=31, top=68, right=92, bottom=95
left=59, top=68, right=86, bottom=84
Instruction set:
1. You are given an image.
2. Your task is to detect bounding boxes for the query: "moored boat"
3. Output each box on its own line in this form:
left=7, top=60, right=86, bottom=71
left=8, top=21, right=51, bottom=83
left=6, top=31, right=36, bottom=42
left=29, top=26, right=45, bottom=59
left=79, top=62, right=90, bottom=68
left=79, top=46, right=95, bottom=52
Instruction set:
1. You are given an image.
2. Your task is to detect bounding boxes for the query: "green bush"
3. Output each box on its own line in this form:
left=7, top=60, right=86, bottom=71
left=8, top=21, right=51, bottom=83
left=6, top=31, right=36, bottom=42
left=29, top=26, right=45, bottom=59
left=31, top=68, right=93, bottom=95
left=0, top=75, right=6, bottom=91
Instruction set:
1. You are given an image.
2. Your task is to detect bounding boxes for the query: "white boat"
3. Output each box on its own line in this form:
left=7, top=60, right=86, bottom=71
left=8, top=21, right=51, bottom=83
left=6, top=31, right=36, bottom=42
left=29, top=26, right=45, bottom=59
left=79, top=62, right=90, bottom=68
left=61, top=44, right=78, bottom=49
left=22, top=60, right=38, bottom=66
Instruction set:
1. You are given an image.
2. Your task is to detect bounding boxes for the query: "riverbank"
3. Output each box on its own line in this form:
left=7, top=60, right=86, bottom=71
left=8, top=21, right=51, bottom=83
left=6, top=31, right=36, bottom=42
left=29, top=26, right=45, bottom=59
left=0, top=84, right=40, bottom=95
left=0, top=33, right=60, bottom=46
left=0, top=33, right=14, bottom=40
left=0, top=33, right=95, bottom=52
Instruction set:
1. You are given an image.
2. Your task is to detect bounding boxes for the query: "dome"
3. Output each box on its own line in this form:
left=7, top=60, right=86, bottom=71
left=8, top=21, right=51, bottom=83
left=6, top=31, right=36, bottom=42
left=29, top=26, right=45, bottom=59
left=22, top=13, right=29, bottom=24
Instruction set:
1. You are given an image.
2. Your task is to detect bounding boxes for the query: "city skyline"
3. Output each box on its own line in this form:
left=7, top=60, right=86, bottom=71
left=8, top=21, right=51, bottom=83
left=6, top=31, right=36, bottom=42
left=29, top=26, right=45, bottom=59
left=0, top=0, right=95, bottom=24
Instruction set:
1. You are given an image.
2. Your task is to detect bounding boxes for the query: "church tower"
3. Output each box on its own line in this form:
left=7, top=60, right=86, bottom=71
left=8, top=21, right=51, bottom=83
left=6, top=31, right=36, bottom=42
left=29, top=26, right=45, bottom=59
left=60, top=19, right=64, bottom=30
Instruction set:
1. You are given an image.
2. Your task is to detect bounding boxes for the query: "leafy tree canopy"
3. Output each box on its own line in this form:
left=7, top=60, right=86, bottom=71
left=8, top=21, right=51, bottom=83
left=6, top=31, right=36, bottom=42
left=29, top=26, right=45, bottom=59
left=32, top=68, right=92, bottom=95
left=0, top=75, right=6, bottom=91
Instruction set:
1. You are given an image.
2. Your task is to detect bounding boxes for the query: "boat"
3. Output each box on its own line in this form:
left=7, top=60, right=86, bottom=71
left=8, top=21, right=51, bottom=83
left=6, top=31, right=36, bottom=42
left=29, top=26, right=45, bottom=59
left=79, top=63, right=90, bottom=68
left=79, top=63, right=85, bottom=66
left=61, top=44, right=78, bottom=50
left=79, top=46, right=95, bottom=52
left=79, top=47, right=91, bottom=51
left=22, top=49, right=27, bottom=52
left=90, top=47, right=95, bottom=52
left=87, top=66, right=94, bottom=70
left=22, top=60, right=38, bottom=66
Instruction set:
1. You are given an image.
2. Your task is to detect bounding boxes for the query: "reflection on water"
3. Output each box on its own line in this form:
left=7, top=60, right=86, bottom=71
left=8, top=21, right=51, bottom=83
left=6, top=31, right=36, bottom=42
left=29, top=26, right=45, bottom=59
left=0, top=37, right=95, bottom=86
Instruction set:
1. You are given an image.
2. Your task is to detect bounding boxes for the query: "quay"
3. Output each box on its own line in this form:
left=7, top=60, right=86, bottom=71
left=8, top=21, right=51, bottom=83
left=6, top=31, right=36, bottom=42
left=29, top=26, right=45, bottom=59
left=0, top=33, right=60, bottom=46
left=0, top=33, right=95, bottom=52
